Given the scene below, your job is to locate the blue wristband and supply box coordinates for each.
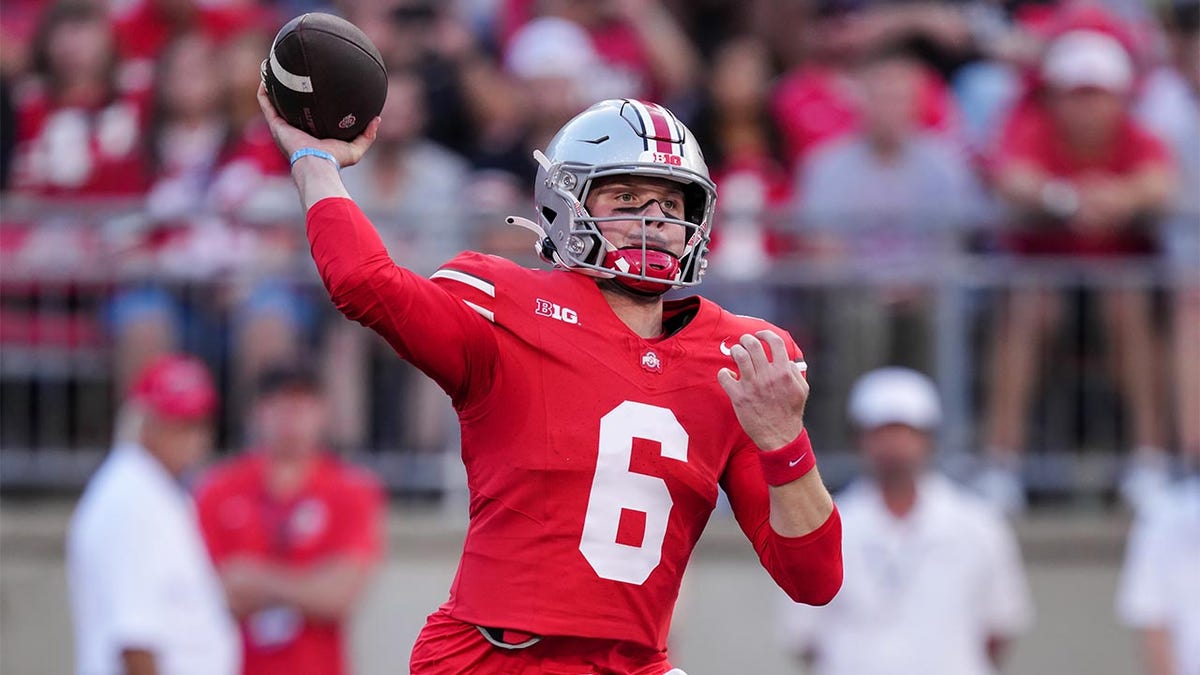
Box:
[289,147,340,170]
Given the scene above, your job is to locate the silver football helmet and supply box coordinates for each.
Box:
[507,99,717,295]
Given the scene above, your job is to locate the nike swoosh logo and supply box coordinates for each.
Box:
[789,453,810,467]
[720,341,732,356]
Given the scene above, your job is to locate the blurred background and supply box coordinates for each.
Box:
[0,0,1196,672]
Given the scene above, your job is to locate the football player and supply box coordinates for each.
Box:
[258,84,842,674]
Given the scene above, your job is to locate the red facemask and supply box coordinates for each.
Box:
[602,248,681,295]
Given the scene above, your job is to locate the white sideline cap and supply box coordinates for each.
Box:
[848,367,942,431]
[1042,30,1134,93]
[505,17,599,80]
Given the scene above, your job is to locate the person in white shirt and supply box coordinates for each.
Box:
[779,367,1033,675]
[67,354,238,675]
[1116,448,1200,675]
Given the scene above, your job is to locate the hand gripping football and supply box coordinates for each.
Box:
[261,12,388,141]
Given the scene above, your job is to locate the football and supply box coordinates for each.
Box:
[261,13,387,141]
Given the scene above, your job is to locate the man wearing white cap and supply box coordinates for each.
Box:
[780,367,1033,675]
[981,28,1177,513]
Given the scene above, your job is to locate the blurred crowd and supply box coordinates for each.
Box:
[0,0,1197,506]
[0,2,1196,674]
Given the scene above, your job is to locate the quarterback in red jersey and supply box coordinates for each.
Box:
[258,83,841,673]
[196,364,385,675]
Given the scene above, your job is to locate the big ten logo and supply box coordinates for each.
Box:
[652,153,682,166]
[535,299,579,325]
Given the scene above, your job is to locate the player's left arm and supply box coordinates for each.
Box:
[719,330,842,604]
[719,330,834,535]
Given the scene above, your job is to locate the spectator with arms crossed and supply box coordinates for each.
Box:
[196,363,385,675]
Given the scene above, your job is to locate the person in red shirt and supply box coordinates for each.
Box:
[196,363,385,675]
[979,29,1176,513]
[691,36,794,281]
[11,1,150,199]
[769,0,964,171]
[257,81,842,672]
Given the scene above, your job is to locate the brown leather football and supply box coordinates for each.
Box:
[261,13,387,141]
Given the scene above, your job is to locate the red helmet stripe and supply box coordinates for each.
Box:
[637,100,677,155]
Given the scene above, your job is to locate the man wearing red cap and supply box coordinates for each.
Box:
[67,354,238,675]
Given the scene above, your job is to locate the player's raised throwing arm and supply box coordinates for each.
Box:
[257,84,498,407]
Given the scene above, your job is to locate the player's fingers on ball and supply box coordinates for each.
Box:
[729,343,756,379]
[792,364,811,399]
[346,118,380,162]
[257,83,283,122]
[757,330,789,367]
[793,365,810,391]
[792,359,808,377]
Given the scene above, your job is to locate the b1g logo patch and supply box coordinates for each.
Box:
[638,150,683,166]
[338,113,357,129]
[535,298,579,325]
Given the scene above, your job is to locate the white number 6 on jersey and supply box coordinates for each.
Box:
[579,401,688,585]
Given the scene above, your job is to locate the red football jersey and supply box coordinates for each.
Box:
[195,452,385,675]
[308,197,841,650]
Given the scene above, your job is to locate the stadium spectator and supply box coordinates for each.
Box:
[692,35,791,281]
[67,354,239,675]
[1115,446,1200,675]
[503,16,613,164]
[1136,0,1200,468]
[110,0,275,89]
[11,1,150,199]
[979,28,1176,513]
[208,28,296,220]
[105,32,227,394]
[337,68,470,451]
[103,31,314,445]
[779,367,1033,675]
[212,28,314,416]
[144,32,229,223]
[196,363,385,675]
[769,0,964,171]
[367,0,476,158]
[458,12,611,184]
[499,0,701,105]
[340,69,471,268]
[793,44,982,371]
